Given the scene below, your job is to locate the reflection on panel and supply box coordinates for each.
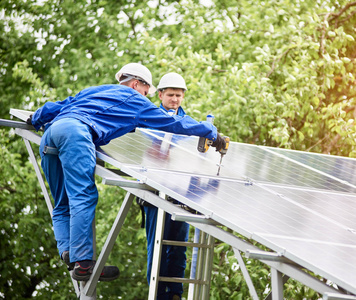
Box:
[102,129,356,192]
[264,147,356,188]
[263,185,356,230]
[100,128,356,294]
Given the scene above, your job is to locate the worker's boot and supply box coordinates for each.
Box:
[72,260,120,282]
[61,251,75,271]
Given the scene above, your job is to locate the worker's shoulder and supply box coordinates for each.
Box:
[82,84,151,107]
[99,84,147,99]
[81,84,140,97]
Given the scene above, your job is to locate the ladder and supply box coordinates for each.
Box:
[148,201,215,300]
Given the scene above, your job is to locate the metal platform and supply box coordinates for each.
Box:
[5,108,356,300]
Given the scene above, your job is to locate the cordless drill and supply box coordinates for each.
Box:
[197,115,215,153]
[197,115,230,175]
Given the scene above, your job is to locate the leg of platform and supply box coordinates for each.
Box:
[84,192,135,296]
[80,282,96,300]
[193,232,203,299]
[188,227,200,300]
[271,267,284,300]
[148,207,166,300]
[23,138,53,215]
[233,248,259,300]
[193,231,208,299]
[201,234,214,300]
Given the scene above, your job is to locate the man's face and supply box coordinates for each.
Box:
[159,88,185,112]
[134,80,150,96]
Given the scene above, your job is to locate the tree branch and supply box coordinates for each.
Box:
[266,47,293,78]
[328,1,356,23]
[319,13,330,55]
[0,186,16,193]
[305,134,329,152]
[322,133,341,154]
[338,9,356,25]
[123,10,137,37]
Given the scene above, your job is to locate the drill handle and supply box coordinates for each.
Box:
[197,136,213,153]
[219,136,230,155]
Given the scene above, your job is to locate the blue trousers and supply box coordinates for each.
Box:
[40,118,98,263]
[144,205,189,300]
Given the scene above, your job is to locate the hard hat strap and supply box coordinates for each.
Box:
[119,74,149,87]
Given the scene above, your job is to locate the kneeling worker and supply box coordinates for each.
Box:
[27,64,226,283]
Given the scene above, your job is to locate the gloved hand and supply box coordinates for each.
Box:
[26,114,33,125]
[212,134,226,152]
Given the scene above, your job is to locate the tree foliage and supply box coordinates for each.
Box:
[1,0,356,299]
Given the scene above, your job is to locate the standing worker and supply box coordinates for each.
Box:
[144,73,191,300]
[27,64,226,283]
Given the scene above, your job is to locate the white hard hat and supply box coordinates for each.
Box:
[115,63,156,94]
[157,72,187,91]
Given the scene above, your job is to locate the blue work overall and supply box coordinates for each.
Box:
[40,118,98,263]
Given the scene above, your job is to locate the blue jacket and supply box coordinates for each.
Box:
[32,84,217,146]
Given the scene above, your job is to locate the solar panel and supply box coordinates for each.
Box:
[101,128,356,294]
[103,128,356,193]
[265,146,356,187]
[8,109,356,295]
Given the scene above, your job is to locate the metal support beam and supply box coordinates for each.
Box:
[189,231,214,300]
[23,138,53,216]
[15,128,41,145]
[148,207,166,300]
[83,192,135,296]
[263,260,340,296]
[233,248,259,300]
[159,277,205,284]
[188,227,200,300]
[193,231,206,299]
[271,268,284,300]
[96,165,155,190]
[201,234,214,300]
[162,240,210,248]
[246,249,297,265]
[0,118,35,130]
[171,213,218,225]
[80,281,96,300]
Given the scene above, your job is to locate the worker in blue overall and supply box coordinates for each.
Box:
[144,73,191,300]
[27,63,226,283]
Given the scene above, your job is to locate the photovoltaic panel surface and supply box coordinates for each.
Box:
[101,128,356,294]
[103,128,356,192]
[8,110,356,294]
[265,146,356,188]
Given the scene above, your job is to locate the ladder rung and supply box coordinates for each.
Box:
[159,277,207,284]
[162,240,211,248]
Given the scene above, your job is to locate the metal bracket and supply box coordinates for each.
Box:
[171,213,218,225]
[95,165,155,190]
[245,249,296,265]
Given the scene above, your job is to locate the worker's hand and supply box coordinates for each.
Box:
[26,114,33,125]
[212,134,226,152]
